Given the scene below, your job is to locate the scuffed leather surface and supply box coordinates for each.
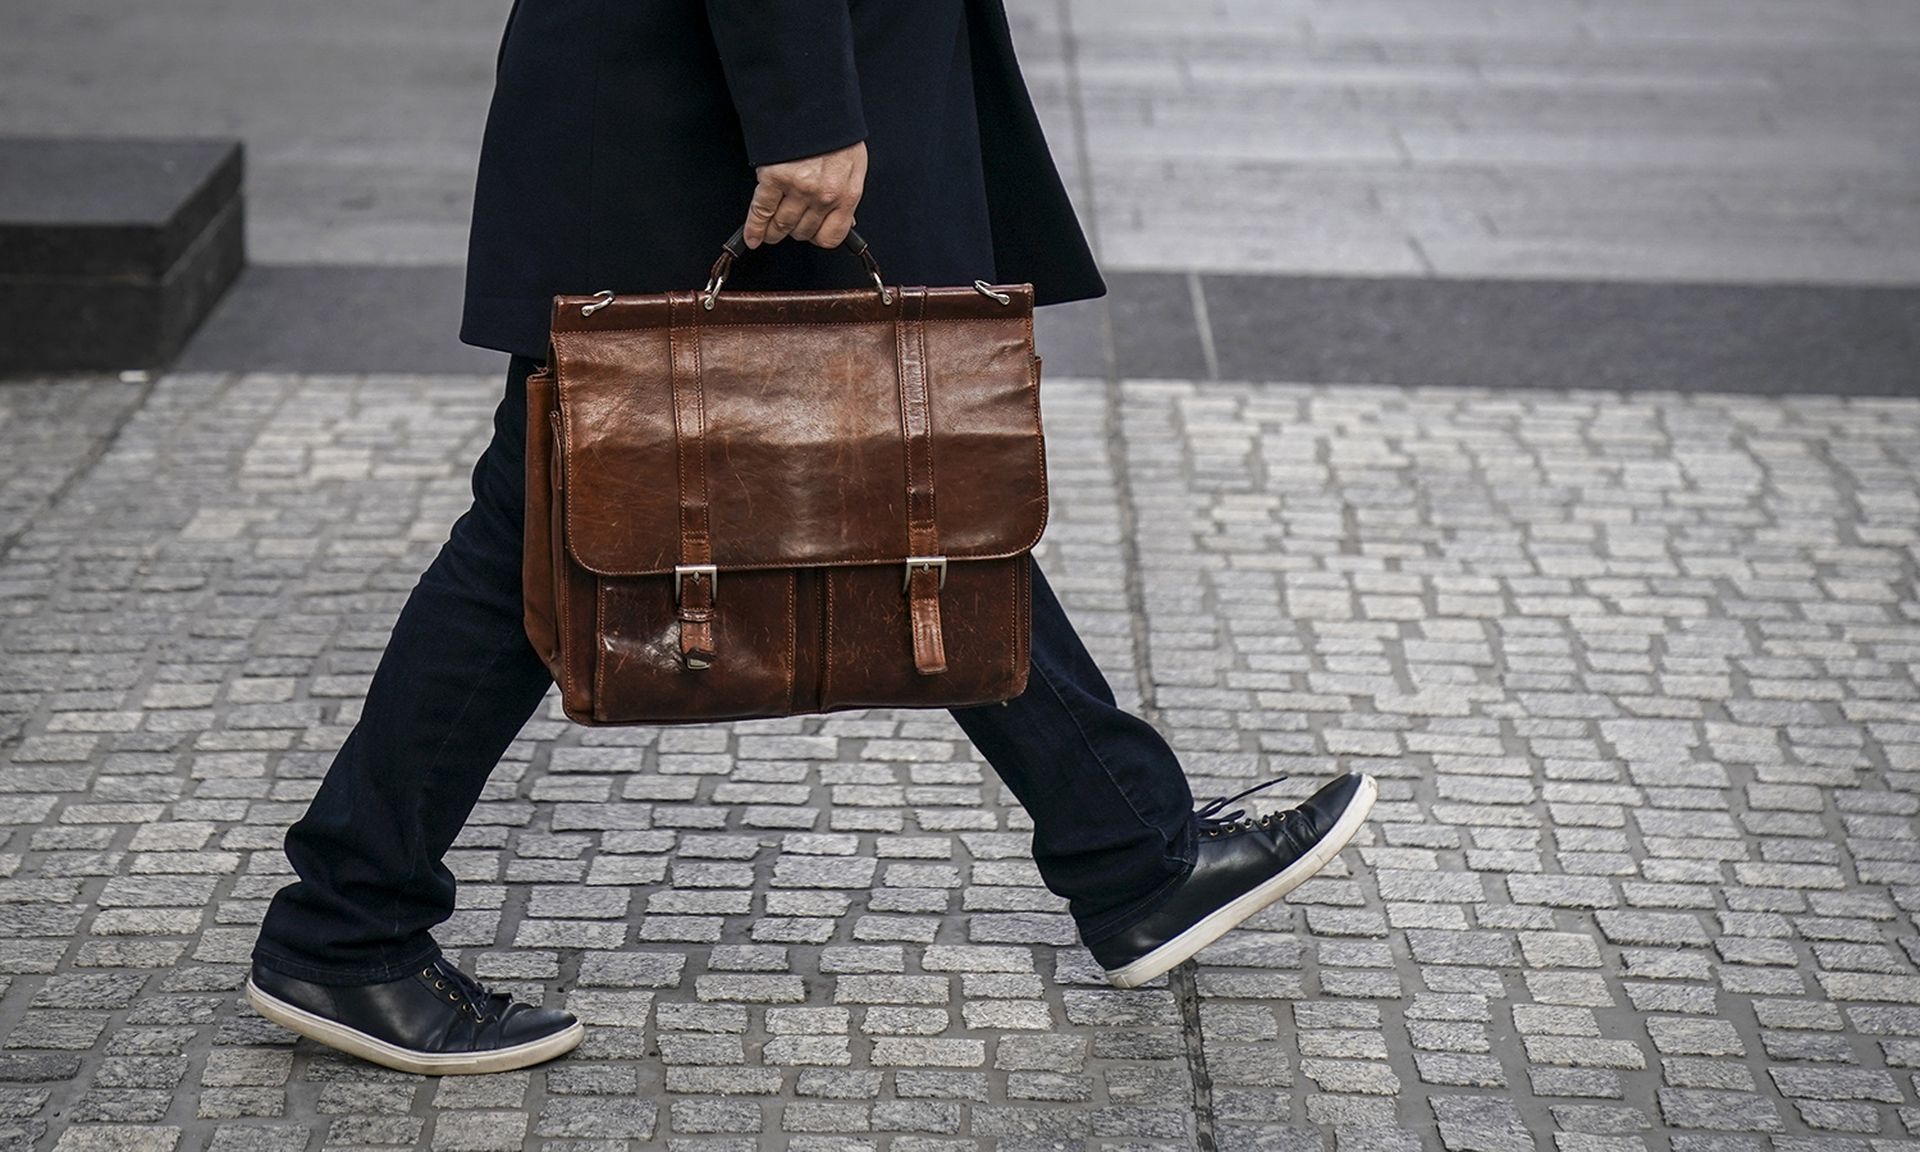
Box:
[594,571,796,723]
[524,281,1043,725]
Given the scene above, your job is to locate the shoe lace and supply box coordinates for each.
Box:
[1195,775,1290,837]
[423,957,510,1025]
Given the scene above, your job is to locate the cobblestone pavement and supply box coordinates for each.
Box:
[1,370,1917,1151]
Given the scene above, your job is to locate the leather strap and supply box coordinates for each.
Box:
[895,288,947,675]
[669,294,716,668]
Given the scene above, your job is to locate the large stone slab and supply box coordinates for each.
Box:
[1196,274,1920,397]
[0,136,244,372]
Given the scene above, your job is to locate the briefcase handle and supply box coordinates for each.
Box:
[702,225,892,310]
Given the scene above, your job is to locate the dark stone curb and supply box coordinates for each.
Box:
[162,265,1918,397]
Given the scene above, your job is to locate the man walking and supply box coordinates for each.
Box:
[243,0,1377,1074]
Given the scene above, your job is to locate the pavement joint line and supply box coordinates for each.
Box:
[1060,7,1216,1129]
[0,371,156,567]
[1170,958,1220,1152]
[1053,11,1217,1135]
[1186,272,1221,382]
[1092,307,1213,1137]
[1051,0,1103,264]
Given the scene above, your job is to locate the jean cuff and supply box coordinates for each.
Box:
[251,939,444,987]
[1075,814,1200,947]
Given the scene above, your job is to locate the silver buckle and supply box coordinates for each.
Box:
[674,564,717,603]
[903,556,947,592]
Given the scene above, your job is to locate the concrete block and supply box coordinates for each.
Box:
[0,136,245,372]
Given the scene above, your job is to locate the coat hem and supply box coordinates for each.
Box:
[462,294,556,363]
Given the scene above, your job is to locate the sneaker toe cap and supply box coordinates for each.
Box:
[499,1004,578,1045]
[1297,773,1368,837]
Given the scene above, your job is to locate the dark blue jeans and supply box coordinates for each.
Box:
[253,356,1196,985]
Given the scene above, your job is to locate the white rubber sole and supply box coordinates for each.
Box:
[244,978,584,1076]
[1103,773,1379,989]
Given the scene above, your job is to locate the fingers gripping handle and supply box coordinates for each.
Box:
[702,226,891,309]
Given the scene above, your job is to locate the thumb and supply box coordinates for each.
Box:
[743,185,781,249]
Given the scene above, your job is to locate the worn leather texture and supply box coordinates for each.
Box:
[524,279,1043,725]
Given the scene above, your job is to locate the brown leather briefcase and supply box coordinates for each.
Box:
[522,230,1045,725]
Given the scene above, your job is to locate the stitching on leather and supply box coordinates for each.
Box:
[916,296,937,541]
[1027,349,1049,545]
[691,318,711,560]
[1013,556,1029,683]
[679,309,702,560]
[789,573,804,715]
[592,578,611,721]
[1025,562,1034,685]
[554,409,582,721]
[821,572,835,705]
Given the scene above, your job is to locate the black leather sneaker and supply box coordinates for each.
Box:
[244,954,584,1075]
[1090,773,1377,988]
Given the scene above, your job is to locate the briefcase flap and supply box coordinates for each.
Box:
[548,285,1047,577]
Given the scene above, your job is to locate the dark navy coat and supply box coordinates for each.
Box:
[461,0,1105,361]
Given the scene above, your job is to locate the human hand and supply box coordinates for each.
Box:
[743,140,867,249]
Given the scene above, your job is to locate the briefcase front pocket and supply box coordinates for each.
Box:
[818,559,1030,712]
[591,571,797,723]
